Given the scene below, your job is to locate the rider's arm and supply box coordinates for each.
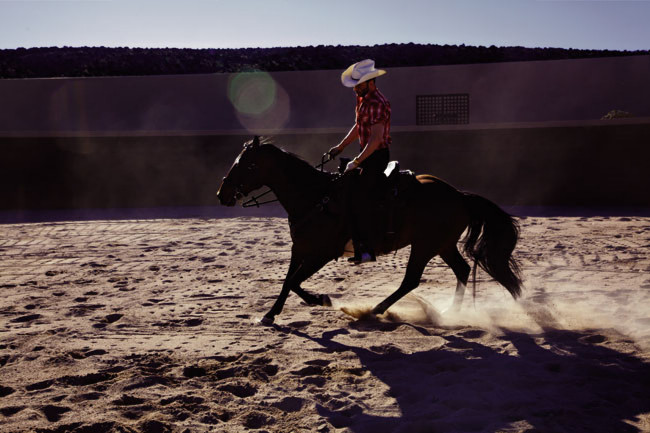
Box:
[354,122,384,164]
[335,124,359,152]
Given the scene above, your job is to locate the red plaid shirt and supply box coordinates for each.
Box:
[355,89,391,151]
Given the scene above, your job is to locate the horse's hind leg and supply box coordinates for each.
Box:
[371,245,433,315]
[440,246,471,313]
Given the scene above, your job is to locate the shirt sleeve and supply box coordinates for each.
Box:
[368,100,389,125]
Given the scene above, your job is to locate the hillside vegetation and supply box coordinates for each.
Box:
[0,43,647,79]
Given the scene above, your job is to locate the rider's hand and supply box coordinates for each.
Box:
[328,146,342,159]
[344,158,360,173]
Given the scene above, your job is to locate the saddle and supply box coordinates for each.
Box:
[337,157,418,200]
[383,161,419,202]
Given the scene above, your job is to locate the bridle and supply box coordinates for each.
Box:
[231,160,282,208]
[223,160,258,203]
[241,153,336,208]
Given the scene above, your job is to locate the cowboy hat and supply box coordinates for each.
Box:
[341,59,386,88]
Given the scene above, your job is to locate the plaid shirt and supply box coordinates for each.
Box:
[355,89,391,151]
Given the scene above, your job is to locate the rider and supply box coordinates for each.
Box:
[328,59,392,264]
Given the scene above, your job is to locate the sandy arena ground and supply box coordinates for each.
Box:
[0,215,649,432]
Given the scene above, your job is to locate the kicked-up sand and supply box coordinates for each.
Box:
[0,215,649,432]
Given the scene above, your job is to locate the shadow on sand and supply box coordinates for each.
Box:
[287,322,650,433]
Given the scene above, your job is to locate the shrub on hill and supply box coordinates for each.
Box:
[0,44,646,79]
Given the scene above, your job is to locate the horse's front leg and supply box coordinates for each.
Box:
[293,285,333,308]
[261,254,331,325]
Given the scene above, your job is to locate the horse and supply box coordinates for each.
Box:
[217,136,522,324]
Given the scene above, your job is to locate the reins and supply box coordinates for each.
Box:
[242,153,335,208]
[242,189,279,208]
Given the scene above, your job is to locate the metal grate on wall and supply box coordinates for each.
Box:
[416,94,470,125]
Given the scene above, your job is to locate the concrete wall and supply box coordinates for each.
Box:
[1,55,648,134]
[386,55,650,125]
[2,121,648,211]
[1,56,648,212]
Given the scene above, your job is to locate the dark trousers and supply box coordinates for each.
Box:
[347,148,390,255]
[359,148,390,178]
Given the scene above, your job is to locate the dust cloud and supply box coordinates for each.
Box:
[338,272,649,350]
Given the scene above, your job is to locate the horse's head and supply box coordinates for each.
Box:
[217,136,269,206]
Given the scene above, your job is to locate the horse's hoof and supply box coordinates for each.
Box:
[321,294,332,307]
[258,316,275,326]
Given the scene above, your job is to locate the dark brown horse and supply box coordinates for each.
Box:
[217,137,522,324]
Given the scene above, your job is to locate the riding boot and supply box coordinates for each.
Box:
[348,240,376,264]
[358,175,387,259]
[347,205,378,264]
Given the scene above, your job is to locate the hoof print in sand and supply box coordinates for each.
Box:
[199,409,232,424]
[182,365,207,378]
[302,376,327,387]
[292,365,325,376]
[138,420,172,433]
[68,349,107,359]
[10,314,42,323]
[160,395,205,406]
[199,413,221,425]
[0,406,24,417]
[271,396,305,413]
[41,405,71,422]
[123,375,169,391]
[70,392,103,402]
[0,385,16,397]
[218,382,258,398]
[184,318,203,327]
[26,379,55,391]
[100,313,124,326]
[241,411,275,429]
[316,404,362,429]
[67,304,106,317]
[50,394,67,403]
[59,372,114,387]
[113,394,146,406]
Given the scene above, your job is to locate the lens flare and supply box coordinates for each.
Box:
[227,71,290,133]
[228,71,277,115]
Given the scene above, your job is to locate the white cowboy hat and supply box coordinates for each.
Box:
[341,59,386,88]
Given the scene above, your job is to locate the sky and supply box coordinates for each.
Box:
[0,0,649,51]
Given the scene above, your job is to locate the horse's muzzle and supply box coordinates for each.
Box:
[218,195,236,207]
[216,184,237,207]
[217,191,237,207]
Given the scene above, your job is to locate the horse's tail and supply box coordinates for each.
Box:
[462,193,523,299]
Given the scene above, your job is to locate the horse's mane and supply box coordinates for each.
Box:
[259,140,335,182]
[245,136,275,147]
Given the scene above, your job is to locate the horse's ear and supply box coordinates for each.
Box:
[252,136,260,147]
